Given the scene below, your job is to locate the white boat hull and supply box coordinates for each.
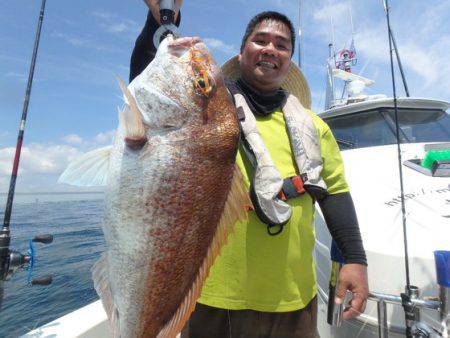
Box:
[315,143,450,337]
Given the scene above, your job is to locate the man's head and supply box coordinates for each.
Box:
[239,11,295,95]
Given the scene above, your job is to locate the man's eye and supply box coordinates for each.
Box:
[254,40,266,45]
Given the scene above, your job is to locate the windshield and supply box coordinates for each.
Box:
[325,108,450,150]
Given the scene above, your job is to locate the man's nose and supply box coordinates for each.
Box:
[261,42,277,56]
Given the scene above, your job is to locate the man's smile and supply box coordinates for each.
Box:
[256,60,278,69]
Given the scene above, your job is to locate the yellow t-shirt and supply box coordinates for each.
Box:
[198,108,349,312]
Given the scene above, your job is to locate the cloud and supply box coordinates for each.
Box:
[61,130,116,149]
[0,144,82,176]
[50,31,110,51]
[62,134,84,145]
[0,130,116,192]
[313,1,348,24]
[103,20,140,35]
[91,10,140,36]
[204,38,237,55]
[91,10,117,20]
[94,130,115,145]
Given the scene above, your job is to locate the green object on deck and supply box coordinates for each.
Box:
[421,149,450,169]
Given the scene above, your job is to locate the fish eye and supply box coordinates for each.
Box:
[194,75,215,98]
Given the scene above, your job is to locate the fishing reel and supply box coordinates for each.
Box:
[0,231,53,309]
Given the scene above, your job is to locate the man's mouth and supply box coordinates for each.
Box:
[256,61,277,69]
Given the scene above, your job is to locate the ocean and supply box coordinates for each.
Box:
[0,193,106,338]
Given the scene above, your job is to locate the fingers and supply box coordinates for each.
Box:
[335,263,369,320]
[334,280,347,306]
[169,36,202,47]
[342,293,367,319]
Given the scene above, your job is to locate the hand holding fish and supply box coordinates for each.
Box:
[335,263,369,319]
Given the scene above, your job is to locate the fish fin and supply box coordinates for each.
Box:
[116,76,146,140]
[92,253,119,338]
[58,146,112,186]
[157,165,249,338]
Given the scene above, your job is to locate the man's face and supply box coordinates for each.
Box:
[239,19,292,95]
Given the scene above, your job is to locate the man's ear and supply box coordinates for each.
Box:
[238,54,242,62]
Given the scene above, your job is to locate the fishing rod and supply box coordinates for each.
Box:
[382,2,450,337]
[383,0,414,336]
[0,0,53,309]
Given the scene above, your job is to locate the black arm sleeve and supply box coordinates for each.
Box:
[317,192,367,266]
[129,10,181,83]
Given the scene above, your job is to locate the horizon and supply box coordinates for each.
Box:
[1,0,449,194]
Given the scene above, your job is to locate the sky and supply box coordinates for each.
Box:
[0,0,449,194]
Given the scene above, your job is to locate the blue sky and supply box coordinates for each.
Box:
[0,0,449,193]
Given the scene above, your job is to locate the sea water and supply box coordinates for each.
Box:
[0,194,105,338]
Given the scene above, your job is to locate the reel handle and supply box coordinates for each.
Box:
[31,275,52,286]
[32,234,53,244]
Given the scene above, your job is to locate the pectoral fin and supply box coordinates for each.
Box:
[58,146,112,186]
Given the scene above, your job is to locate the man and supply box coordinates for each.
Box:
[130,2,369,337]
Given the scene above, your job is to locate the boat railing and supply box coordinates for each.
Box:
[327,245,450,338]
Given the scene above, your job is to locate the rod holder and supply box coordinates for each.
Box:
[327,241,345,327]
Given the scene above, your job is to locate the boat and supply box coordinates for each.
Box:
[315,98,450,337]
[314,25,450,337]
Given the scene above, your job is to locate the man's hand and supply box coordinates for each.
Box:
[335,263,369,320]
[143,0,183,25]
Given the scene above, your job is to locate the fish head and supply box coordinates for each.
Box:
[128,36,227,137]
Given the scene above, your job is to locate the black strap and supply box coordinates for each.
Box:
[267,224,285,236]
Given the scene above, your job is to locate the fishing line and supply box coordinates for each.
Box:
[383,0,411,290]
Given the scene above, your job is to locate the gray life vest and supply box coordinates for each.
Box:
[234,92,327,232]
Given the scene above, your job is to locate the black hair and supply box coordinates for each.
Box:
[240,11,295,56]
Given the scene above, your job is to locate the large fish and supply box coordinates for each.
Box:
[59,36,248,337]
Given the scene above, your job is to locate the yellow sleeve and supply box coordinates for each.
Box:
[309,112,349,194]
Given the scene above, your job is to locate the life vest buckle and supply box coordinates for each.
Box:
[278,175,306,201]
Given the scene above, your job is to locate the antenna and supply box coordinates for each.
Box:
[297,0,303,68]
[381,0,410,97]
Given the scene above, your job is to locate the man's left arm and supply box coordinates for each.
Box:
[317,122,369,320]
[317,192,369,319]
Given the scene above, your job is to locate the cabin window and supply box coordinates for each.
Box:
[325,108,450,150]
